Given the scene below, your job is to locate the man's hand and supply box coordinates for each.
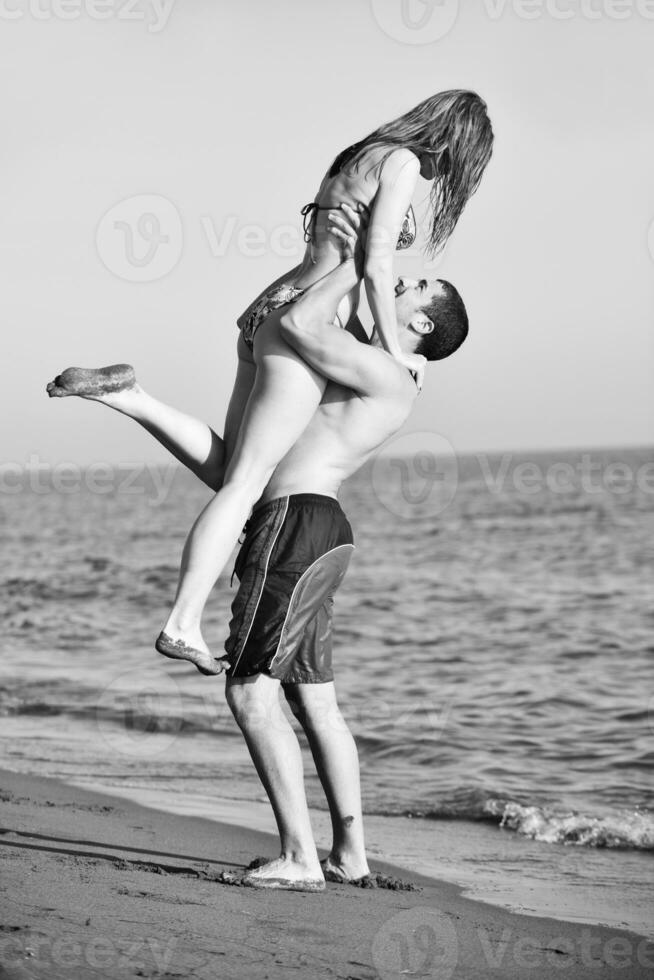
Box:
[396,351,426,392]
[327,203,369,275]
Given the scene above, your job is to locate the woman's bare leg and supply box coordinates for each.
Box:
[285,682,370,880]
[109,387,226,489]
[162,311,326,653]
[47,370,223,489]
[46,345,257,492]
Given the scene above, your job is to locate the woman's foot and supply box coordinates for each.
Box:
[242,855,325,893]
[155,629,228,677]
[321,851,370,883]
[46,364,137,402]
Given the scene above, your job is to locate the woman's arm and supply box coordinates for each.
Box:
[363,148,420,358]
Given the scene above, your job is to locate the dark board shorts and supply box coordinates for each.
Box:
[224,494,354,685]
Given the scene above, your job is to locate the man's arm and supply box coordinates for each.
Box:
[279,204,394,394]
[279,259,391,396]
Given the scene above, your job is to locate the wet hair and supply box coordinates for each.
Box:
[329,90,493,255]
[416,280,468,361]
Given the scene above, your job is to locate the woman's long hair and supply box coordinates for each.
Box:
[330,90,493,254]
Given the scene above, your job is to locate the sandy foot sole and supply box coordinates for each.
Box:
[46,364,136,398]
[155,632,228,677]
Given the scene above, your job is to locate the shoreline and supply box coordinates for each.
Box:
[1,766,652,980]
[60,772,654,937]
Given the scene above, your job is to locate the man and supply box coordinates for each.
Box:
[46,208,468,892]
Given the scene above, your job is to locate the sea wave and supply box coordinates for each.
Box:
[492,800,654,849]
[390,791,654,851]
[0,693,236,740]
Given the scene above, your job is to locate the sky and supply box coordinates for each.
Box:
[1,0,653,468]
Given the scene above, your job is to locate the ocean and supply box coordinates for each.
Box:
[1,445,653,934]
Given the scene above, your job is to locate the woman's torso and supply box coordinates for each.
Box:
[291,146,416,325]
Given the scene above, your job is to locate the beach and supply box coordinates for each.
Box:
[2,448,654,967]
[3,1,653,974]
[1,767,653,980]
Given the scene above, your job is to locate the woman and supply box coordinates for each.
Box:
[155,89,494,670]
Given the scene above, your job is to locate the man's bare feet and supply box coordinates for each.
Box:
[155,630,229,677]
[46,364,137,401]
[242,855,325,893]
[321,852,370,883]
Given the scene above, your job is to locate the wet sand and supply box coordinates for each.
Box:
[0,767,652,980]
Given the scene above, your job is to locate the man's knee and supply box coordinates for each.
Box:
[225,678,254,727]
[225,674,279,729]
[284,683,340,732]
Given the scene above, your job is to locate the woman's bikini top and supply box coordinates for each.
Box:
[301,200,416,251]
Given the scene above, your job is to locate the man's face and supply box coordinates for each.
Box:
[394,277,443,330]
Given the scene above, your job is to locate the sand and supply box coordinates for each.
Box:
[0,767,652,980]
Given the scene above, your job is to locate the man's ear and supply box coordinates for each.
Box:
[410,314,434,337]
